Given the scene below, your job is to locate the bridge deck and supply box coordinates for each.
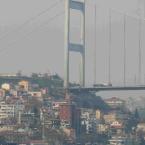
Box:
[69,86,145,92]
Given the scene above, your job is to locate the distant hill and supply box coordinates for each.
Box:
[0,74,63,88]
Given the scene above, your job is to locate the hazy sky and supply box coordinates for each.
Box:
[0,0,144,86]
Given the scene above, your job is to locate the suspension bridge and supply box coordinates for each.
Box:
[63,0,145,92]
[0,0,145,92]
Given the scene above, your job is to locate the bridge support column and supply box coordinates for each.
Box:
[64,0,85,88]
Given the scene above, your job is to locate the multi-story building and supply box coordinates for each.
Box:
[110,121,123,128]
[136,123,145,132]
[104,113,116,124]
[59,102,81,134]
[96,109,103,120]
[1,83,11,91]
[108,136,127,145]
[59,102,75,124]
[0,101,15,119]
[97,124,108,134]
[18,80,29,92]
[0,89,5,99]
[80,108,97,134]
[28,91,43,101]
[104,97,125,109]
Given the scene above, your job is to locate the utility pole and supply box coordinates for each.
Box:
[42,112,45,140]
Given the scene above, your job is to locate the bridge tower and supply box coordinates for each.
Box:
[64,0,85,88]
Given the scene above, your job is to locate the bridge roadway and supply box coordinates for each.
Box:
[69,86,145,92]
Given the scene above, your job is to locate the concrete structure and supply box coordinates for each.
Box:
[104,113,116,124]
[80,108,97,133]
[109,136,126,145]
[64,0,85,88]
[137,123,145,132]
[0,101,15,119]
[110,121,123,129]
[97,124,108,134]
[28,91,42,99]
[96,109,102,120]
[0,89,5,98]
[29,140,48,145]
[59,102,80,133]
[62,1,145,92]
[18,80,29,91]
[59,102,75,125]
[0,73,17,77]
[1,83,11,91]
[69,86,145,92]
[0,125,14,132]
[104,97,125,109]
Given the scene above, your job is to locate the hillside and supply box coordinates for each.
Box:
[0,75,109,111]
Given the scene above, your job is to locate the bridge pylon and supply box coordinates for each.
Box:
[64,0,85,88]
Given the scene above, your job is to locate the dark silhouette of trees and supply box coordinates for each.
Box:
[45,129,67,145]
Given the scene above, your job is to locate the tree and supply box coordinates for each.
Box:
[139,136,145,145]
[45,129,67,145]
[31,73,38,78]
[134,108,140,121]
[0,136,6,144]
[125,110,139,133]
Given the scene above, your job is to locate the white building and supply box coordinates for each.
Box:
[109,136,126,145]
[0,101,15,119]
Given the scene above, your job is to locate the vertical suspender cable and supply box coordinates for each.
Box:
[134,75,137,85]
[138,18,142,85]
[108,9,111,85]
[123,14,126,86]
[94,4,97,85]
[144,0,145,18]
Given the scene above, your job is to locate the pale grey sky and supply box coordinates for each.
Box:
[0,0,144,86]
